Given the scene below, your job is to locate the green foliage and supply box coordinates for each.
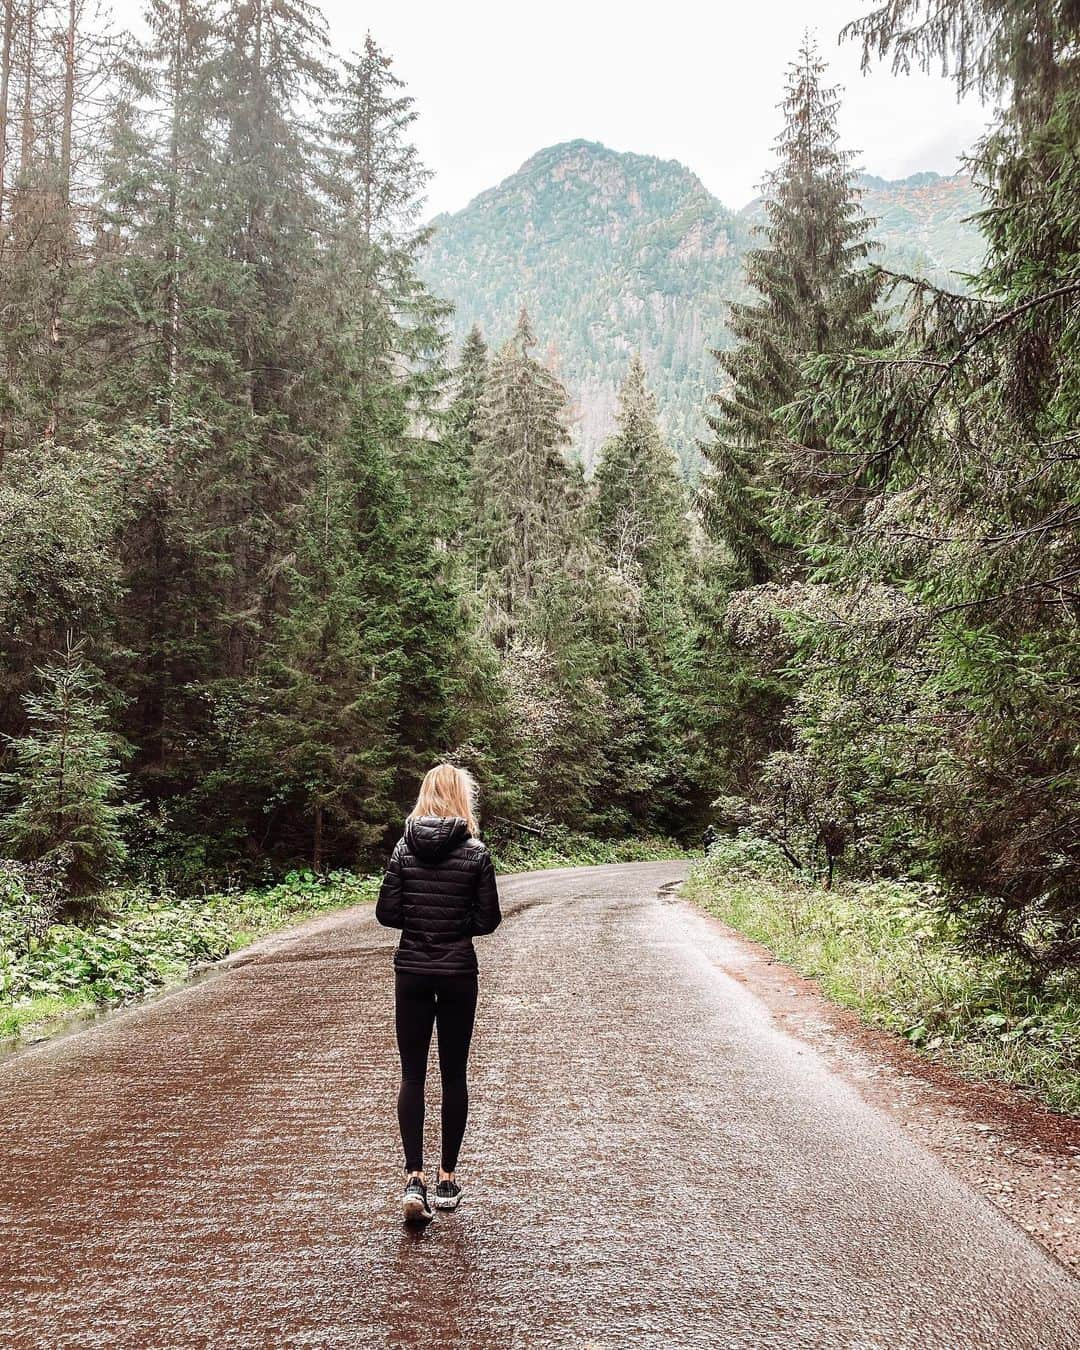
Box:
[0,644,131,892]
[594,354,689,594]
[754,4,1080,970]
[0,858,69,963]
[696,9,1080,988]
[699,37,886,583]
[0,439,124,726]
[0,870,378,1023]
[472,309,582,630]
[244,429,465,866]
[422,140,745,479]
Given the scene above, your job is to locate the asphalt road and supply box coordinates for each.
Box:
[1,862,1077,1349]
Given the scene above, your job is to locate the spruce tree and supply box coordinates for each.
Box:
[451,325,489,454]
[69,1,340,825]
[699,37,883,582]
[0,641,130,892]
[331,32,452,529]
[79,0,222,425]
[473,309,581,631]
[247,429,462,867]
[222,33,477,865]
[447,324,489,542]
[594,355,688,600]
[198,0,342,679]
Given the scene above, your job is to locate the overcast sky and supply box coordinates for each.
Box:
[113,0,993,216]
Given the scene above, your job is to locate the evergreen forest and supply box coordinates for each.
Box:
[1,0,1077,1000]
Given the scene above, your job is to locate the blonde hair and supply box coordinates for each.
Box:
[409,763,480,836]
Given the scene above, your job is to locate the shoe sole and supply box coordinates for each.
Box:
[403,1195,433,1223]
[433,1194,461,1211]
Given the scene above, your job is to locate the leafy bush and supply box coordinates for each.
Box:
[0,858,68,956]
[699,828,796,884]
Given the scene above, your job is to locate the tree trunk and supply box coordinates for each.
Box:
[0,0,15,230]
[18,0,32,177]
[0,0,14,470]
[42,0,77,440]
[164,0,187,419]
[312,803,323,872]
[59,0,75,204]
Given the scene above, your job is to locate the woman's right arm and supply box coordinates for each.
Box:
[375,841,405,929]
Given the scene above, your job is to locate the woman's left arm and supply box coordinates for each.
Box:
[375,841,405,929]
[470,852,502,936]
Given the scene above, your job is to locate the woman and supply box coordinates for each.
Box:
[376,763,502,1223]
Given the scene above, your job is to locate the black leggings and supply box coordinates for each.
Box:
[394,970,478,1174]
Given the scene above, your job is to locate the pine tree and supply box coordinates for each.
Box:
[699,37,884,582]
[0,640,130,892]
[594,355,688,600]
[473,309,581,632]
[330,32,451,529]
[247,429,462,868]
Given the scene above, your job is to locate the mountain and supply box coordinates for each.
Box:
[738,170,986,283]
[421,141,986,476]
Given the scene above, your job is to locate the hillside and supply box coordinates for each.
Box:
[421,142,986,475]
[738,170,986,285]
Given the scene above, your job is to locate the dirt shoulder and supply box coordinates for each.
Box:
[682,895,1080,1275]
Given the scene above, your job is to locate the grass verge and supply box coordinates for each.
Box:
[684,833,1080,1116]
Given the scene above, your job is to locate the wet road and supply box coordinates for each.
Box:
[1,862,1077,1348]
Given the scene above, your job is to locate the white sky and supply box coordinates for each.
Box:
[110,0,992,216]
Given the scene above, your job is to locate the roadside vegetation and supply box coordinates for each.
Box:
[489,829,691,873]
[686,836,1080,1117]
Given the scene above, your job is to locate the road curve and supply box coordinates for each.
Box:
[0,862,1077,1349]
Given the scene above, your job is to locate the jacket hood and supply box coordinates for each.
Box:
[404,815,471,861]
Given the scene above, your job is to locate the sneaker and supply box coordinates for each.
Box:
[403,1176,433,1224]
[434,1177,462,1211]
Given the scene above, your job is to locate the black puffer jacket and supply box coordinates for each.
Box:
[375,816,502,975]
